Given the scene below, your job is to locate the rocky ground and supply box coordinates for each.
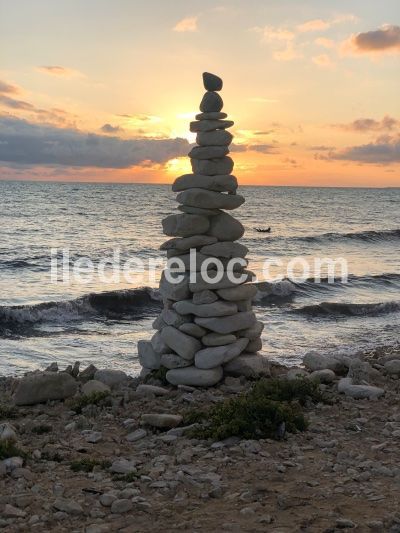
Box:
[1,347,400,533]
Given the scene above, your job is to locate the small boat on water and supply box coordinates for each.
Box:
[255,227,271,233]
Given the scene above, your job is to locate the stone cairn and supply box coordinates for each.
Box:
[138,72,268,387]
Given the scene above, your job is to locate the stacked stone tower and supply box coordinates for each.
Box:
[138,72,267,387]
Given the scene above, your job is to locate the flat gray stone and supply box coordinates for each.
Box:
[189,145,228,159]
[138,341,161,370]
[196,111,227,120]
[202,72,223,91]
[159,270,190,301]
[190,120,234,132]
[172,173,237,193]
[94,369,128,387]
[192,289,218,304]
[338,378,385,399]
[162,213,210,237]
[247,336,262,352]
[151,331,170,354]
[208,212,245,241]
[161,308,191,327]
[200,91,223,112]
[161,353,193,369]
[191,156,234,176]
[169,251,218,271]
[111,499,133,514]
[161,326,201,360]
[201,241,248,258]
[141,413,183,428]
[53,498,83,516]
[166,366,223,387]
[13,372,78,406]
[189,270,254,292]
[177,188,244,210]
[224,354,270,378]
[385,359,400,375]
[303,351,348,373]
[136,384,169,396]
[195,311,256,334]
[82,380,110,396]
[161,234,217,251]
[202,332,237,346]
[239,320,264,340]
[173,299,238,317]
[178,322,206,338]
[195,338,249,369]
[126,428,147,442]
[218,284,257,301]
[309,369,336,383]
[197,130,233,146]
[178,205,221,216]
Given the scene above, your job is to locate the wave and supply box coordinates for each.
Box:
[253,228,400,245]
[296,300,400,318]
[0,287,162,337]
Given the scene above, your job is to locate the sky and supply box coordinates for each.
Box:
[0,0,399,187]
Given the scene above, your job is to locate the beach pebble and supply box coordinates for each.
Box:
[189,271,253,293]
[287,368,309,380]
[136,384,169,396]
[110,459,136,475]
[3,504,26,518]
[303,351,347,373]
[177,188,244,211]
[13,371,78,406]
[195,338,249,369]
[178,205,221,217]
[195,311,256,335]
[238,320,264,340]
[173,299,237,318]
[246,336,262,352]
[141,413,183,429]
[111,499,133,514]
[217,284,257,301]
[202,332,237,346]
[385,359,400,375]
[82,380,110,395]
[201,241,248,259]
[202,72,223,91]
[309,369,336,383]
[192,289,218,305]
[207,211,245,241]
[94,369,128,388]
[197,129,233,146]
[166,365,223,387]
[190,119,234,133]
[196,111,227,120]
[159,271,190,301]
[178,323,207,338]
[161,326,201,360]
[150,331,170,354]
[162,213,210,237]
[0,422,17,443]
[126,428,147,442]
[161,234,218,250]
[53,498,83,516]
[200,91,223,112]
[224,354,270,378]
[338,377,385,400]
[160,353,192,369]
[189,145,228,159]
[191,156,234,176]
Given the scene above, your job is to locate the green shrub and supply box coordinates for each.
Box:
[144,366,168,385]
[0,441,26,460]
[68,391,111,414]
[0,404,17,419]
[70,457,111,473]
[186,378,320,441]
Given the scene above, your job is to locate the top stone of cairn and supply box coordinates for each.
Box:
[202,72,223,92]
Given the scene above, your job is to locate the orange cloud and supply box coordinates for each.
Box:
[312,54,335,68]
[173,16,198,32]
[36,65,84,78]
[343,25,400,55]
[297,19,330,33]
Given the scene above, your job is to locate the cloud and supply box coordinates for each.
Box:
[0,115,189,168]
[327,136,400,164]
[334,115,400,132]
[310,145,335,151]
[345,25,400,55]
[297,19,330,33]
[247,97,279,103]
[231,143,276,154]
[315,37,335,48]
[312,54,335,68]
[173,16,198,32]
[36,65,84,78]
[100,123,123,134]
[0,80,20,95]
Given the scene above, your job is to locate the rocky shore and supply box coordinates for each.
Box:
[1,346,400,532]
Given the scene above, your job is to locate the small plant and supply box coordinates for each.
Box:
[185,378,321,441]
[68,391,111,414]
[0,404,17,419]
[32,424,52,435]
[144,366,168,385]
[0,441,26,460]
[70,457,111,473]
[112,472,139,482]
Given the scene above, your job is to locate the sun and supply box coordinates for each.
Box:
[164,157,192,177]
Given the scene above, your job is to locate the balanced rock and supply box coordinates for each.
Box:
[13,371,77,406]
[178,205,222,217]
[338,377,385,400]
[201,241,248,258]
[159,270,190,301]
[189,270,253,292]
[195,311,256,334]
[189,145,229,159]
[197,130,233,146]
[161,353,193,369]
[202,72,223,91]
[192,289,218,304]
[176,188,244,210]
[207,211,245,241]
[161,326,201,360]
[196,111,227,120]
[218,283,257,301]
[178,322,206,337]
[190,119,234,132]
[224,354,270,378]
[161,234,217,251]
[166,366,223,386]
[239,320,264,340]
[202,332,237,346]
[138,341,161,370]
[162,213,210,237]
[173,299,238,317]
[200,91,223,112]
[172,174,237,193]
[191,156,234,176]
[195,338,249,369]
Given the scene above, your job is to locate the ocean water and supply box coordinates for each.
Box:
[0,180,399,375]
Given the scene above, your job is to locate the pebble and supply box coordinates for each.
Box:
[82,380,110,395]
[141,413,183,429]
[111,498,133,514]
[202,72,223,91]
[53,498,84,515]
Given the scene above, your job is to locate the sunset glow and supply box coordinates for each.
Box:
[0,0,399,186]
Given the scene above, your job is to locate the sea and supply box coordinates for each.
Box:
[0,180,399,376]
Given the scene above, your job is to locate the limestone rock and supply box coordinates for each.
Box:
[191,156,234,176]
[161,234,217,251]
[195,311,256,334]
[136,384,169,396]
[239,320,264,340]
[190,120,234,132]
[173,299,237,317]
[189,145,229,160]
[197,129,233,146]
[177,188,244,210]
[192,289,218,304]
[201,241,248,258]
[202,72,223,91]
[385,359,400,375]
[200,91,223,112]
[178,205,221,217]
[202,332,237,346]
[189,271,253,292]
[247,336,262,352]
[161,353,193,369]
[218,283,257,301]
[160,326,201,360]
[195,338,249,369]
[196,111,227,120]
[178,322,206,338]
[82,380,111,396]
[151,331,170,354]
[159,271,190,301]
[141,413,183,429]
[207,212,245,241]
[13,371,78,406]
[94,369,128,388]
[166,366,223,386]
[224,354,270,378]
[172,173,237,193]
[162,213,210,237]
[338,377,385,400]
